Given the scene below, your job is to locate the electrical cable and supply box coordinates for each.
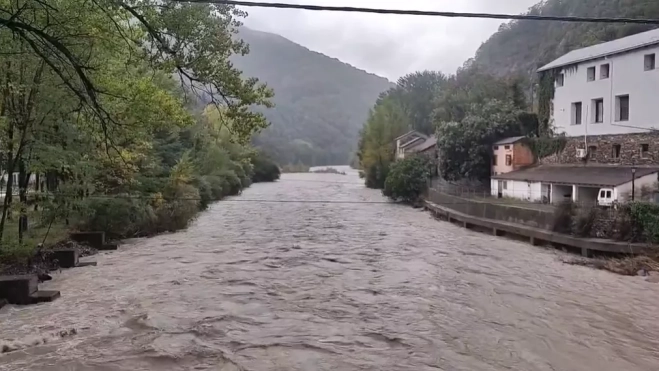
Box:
[176,0,659,25]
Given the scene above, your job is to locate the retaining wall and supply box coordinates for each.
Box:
[426,189,554,230]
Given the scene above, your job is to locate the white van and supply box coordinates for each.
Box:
[597,188,616,207]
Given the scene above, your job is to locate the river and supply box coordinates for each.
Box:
[1,167,659,370]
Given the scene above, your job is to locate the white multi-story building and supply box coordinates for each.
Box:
[539,28,659,137]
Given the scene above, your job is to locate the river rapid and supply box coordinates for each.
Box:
[1,167,659,370]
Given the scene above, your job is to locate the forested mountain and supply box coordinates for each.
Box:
[233,27,394,166]
[473,0,659,77]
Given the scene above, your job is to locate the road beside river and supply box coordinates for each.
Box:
[2,168,659,370]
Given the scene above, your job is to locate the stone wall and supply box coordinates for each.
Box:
[541,132,659,166]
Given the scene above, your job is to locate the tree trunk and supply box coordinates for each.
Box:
[0,123,15,243]
[34,173,40,211]
[18,162,30,243]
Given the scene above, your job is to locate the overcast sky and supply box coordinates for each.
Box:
[241,0,539,81]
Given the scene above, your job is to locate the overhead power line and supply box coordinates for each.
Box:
[22,191,565,206]
[177,0,659,25]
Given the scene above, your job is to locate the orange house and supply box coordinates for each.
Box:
[491,136,534,176]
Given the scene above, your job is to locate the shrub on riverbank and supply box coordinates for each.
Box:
[383,157,431,203]
[251,152,281,182]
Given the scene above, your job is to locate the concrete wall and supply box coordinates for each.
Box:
[428,189,555,230]
[551,44,659,137]
[491,179,544,202]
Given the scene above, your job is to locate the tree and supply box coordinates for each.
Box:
[0,0,273,142]
[383,156,431,203]
[357,94,409,189]
[250,151,281,183]
[394,71,447,135]
[436,100,527,182]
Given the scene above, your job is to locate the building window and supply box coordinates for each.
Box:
[503,181,508,190]
[645,54,656,71]
[641,143,650,158]
[556,73,564,87]
[493,155,497,166]
[593,98,604,123]
[600,63,610,79]
[505,155,512,166]
[612,144,621,159]
[504,145,510,150]
[571,102,582,125]
[588,145,597,158]
[493,145,499,150]
[615,95,629,121]
[587,66,596,81]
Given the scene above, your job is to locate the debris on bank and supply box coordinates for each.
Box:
[562,255,659,280]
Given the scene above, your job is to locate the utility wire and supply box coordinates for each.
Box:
[20,191,570,207]
[177,0,659,25]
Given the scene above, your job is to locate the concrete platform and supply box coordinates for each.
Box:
[29,290,61,304]
[99,243,118,251]
[0,275,38,305]
[425,201,654,257]
[52,249,80,268]
[70,232,105,248]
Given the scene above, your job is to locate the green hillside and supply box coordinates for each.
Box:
[473,0,659,77]
[233,27,394,166]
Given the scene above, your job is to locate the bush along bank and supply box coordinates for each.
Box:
[382,156,432,205]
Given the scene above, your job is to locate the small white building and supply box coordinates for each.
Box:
[394,131,427,160]
[491,165,659,206]
[539,28,659,137]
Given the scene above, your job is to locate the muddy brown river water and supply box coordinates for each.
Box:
[2,168,659,370]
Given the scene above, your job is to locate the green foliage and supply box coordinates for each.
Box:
[383,157,431,203]
[629,202,659,244]
[552,201,576,234]
[572,207,600,238]
[78,197,157,238]
[365,163,390,190]
[250,152,281,182]
[528,136,567,160]
[436,100,529,182]
[473,0,659,78]
[392,71,447,135]
[537,70,558,134]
